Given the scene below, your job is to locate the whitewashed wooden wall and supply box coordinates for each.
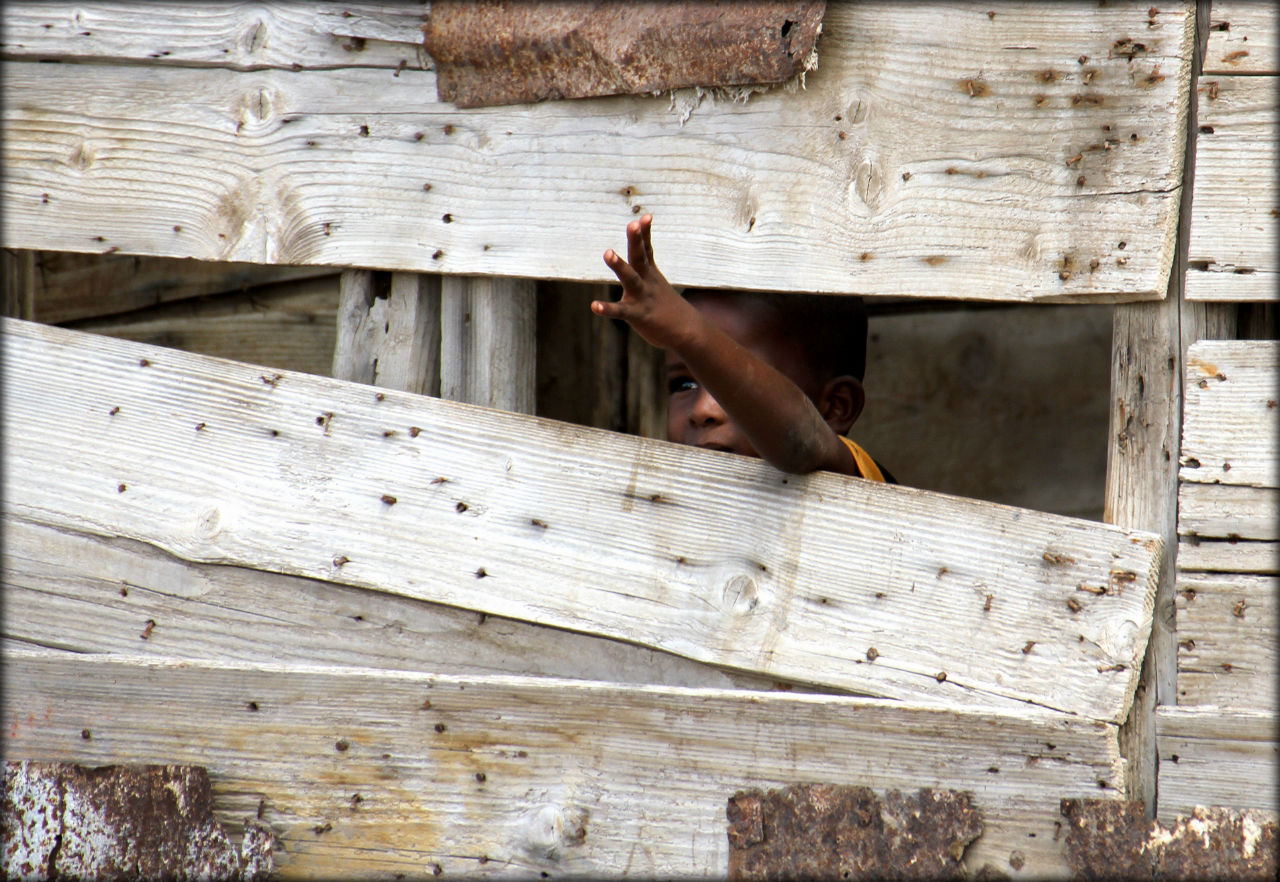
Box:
[2,1,1194,301]
[3,2,1277,879]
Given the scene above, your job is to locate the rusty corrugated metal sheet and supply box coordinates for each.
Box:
[2,761,273,881]
[727,784,982,880]
[1061,799,1278,880]
[422,0,825,108]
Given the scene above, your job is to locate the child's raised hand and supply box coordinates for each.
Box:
[594,214,697,349]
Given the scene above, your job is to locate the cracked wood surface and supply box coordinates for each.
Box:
[2,2,1191,300]
[2,651,1125,878]
[3,318,1161,720]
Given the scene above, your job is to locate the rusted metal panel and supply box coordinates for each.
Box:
[727,783,982,880]
[422,0,825,108]
[1061,799,1278,880]
[1,761,273,881]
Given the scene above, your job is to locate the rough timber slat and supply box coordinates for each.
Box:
[1185,75,1279,301]
[2,2,1193,301]
[1178,340,1279,488]
[1205,0,1278,75]
[0,2,426,71]
[3,651,1126,879]
[1155,706,1279,822]
[3,318,1162,721]
[1178,482,1279,541]
[1173,573,1277,709]
[1,516,774,690]
[22,250,329,325]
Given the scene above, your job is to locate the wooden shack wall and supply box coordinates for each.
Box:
[3,1,1277,879]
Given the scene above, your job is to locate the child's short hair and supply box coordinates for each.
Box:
[683,289,868,382]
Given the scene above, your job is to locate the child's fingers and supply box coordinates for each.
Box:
[590,298,631,320]
[603,249,642,289]
[626,219,649,273]
[639,214,655,265]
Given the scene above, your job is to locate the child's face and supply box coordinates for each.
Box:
[665,294,820,456]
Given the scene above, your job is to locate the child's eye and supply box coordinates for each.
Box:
[667,376,698,395]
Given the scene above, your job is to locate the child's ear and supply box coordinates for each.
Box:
[818,375,865,435]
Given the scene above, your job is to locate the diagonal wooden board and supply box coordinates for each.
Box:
[1,2,1193,301]
[3,651,1126,878]
[2,318,1161,720]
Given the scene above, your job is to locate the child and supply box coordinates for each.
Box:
[594,214,889,481]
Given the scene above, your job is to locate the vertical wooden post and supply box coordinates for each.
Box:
[1,249,36,320]
[333,269,441,396]
[1106,0,1236,815]
[440,275,536,414]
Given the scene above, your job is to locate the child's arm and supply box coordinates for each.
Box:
[593,215,861,476]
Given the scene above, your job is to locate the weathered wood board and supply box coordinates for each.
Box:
[1,1,427,71]
[1185,75,1279,301]
[1179,340,1279,489]
[1,515,777,691]
[64,274,340,377]
[1155,706,1279,822]
[1205,0,1278,75]
[2,2,1193,300]
[17,250,330,325]
[3,318,1162,721]
[1174,573,1277,708]
[2,651,1127,878]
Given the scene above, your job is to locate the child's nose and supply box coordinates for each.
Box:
[689,387,727,427]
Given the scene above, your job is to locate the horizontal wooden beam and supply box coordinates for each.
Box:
[3,318,1162,721]
[1,1,426,71]
[1155,706,1278,822]
[1,3,1193,301]
[1185,75,1278,301]
[1179,340,1279,488]
[3,651,1126,878]
[1173,573,1277,709]
[1204,0,1278,75]
[2,515,777,690]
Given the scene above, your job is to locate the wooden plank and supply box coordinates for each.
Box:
[1156,706,1279,822]
[440,276,535,413]
[2,318,1163,722]
[2,651,1127,878]
[65,274,339,377]
[1,248,35,320]
[1179,482,1279,541]
[28,250,330,325]
[1,515,775,690]
[2,2,1194,301]
[1185,75,1279,301]
[332,269,444,396]
[1,2,426,71]
[1205,0,1278,75]
[1173,573,1277,708]
[1180,340,1279,488]
[1176,538,1278,573]
[535,281,627,433]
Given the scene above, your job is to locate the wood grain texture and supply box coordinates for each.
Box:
[1,515,776,690]
[332,269,443,395]
[2,318,1162,721]
[1156,706,1279,821]
[2,651,1127,879]
[20,250,328,325]
[440,276,536,413]
[1176,538,1278,574]
[2,2,1194,301]
[1179,340,1279,488]
[67,274,339,377]
[1205,0,1278,75]
[1179,482,1279,541]
[1174,573,1277,709]
[1,1,427,71]
[1185,75,1279,301]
